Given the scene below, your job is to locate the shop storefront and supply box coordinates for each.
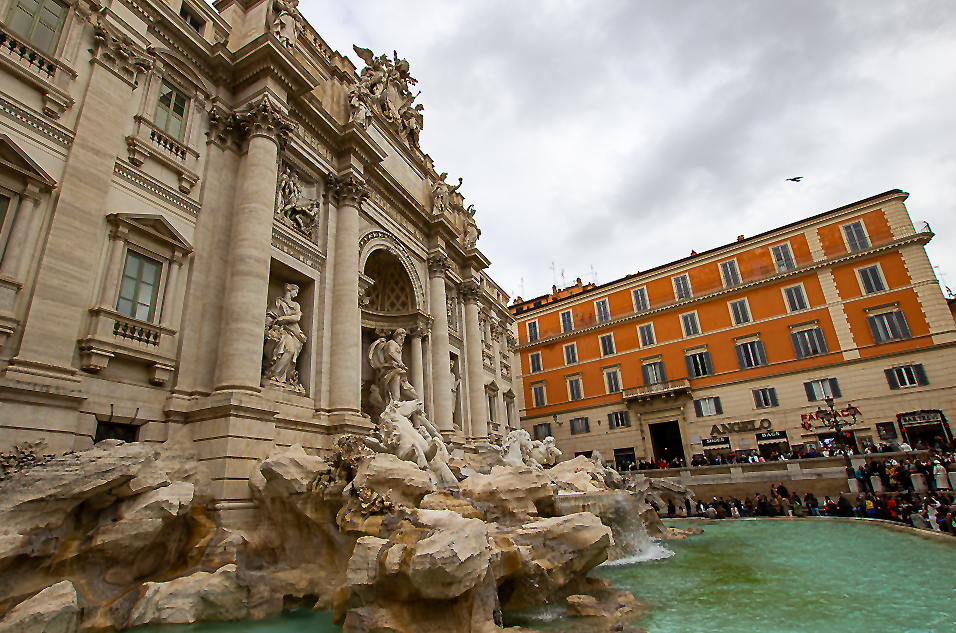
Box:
[701,436,732,461]
[897,410,953,446]
[816,431,860,454]
[756,430,790,457]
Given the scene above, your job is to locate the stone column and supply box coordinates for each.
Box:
[97,226,128,307]
[410,325,426,403]
[0,189,41,281]
[215,97,291,392]
[160,254,184,327]
[461,278,487,440]
[427,253,453,433]
[327,174,369,414]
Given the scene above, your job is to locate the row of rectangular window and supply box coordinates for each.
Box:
[693,364,928,417]
[525,234,886,344]
[532,361,928,410]
[532,307,911,377]
[534,411,632,439]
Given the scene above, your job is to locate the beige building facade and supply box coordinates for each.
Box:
[0,0,517,521]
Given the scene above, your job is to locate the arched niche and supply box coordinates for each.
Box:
[358,231,424,311]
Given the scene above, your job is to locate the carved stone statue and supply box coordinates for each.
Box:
[348,84,371,128]
[272,0,300,48]
[430,173,462,216]
[262,283,307,392]
[449,359,461,430]
[530,437,561,467]
[275,166,318,237]
[351,45,423,146]
[368,328,408,405]
[464,222,480,249]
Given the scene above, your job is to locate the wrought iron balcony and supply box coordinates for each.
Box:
[623,378,691,400]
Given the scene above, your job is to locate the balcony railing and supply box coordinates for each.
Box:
[623,378,691,400]
[518,225,931,346]
[79,307,178,381]
[0,25,75,83]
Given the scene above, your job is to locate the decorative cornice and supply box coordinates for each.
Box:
[0,91,73,148]
[112,160,201,217]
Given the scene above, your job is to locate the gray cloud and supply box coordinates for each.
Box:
[303,0,956,300]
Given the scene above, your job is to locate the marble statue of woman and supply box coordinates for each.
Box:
[368,328,408,404]
[262,283,307,392]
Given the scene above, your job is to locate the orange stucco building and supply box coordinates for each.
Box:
[510,190,956,468]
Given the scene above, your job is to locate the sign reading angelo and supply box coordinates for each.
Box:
[710,419,772,436]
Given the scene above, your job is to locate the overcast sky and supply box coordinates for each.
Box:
[300,0,956,303]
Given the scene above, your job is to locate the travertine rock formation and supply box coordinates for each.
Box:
[0,435,646,633]
[0,581,78,633]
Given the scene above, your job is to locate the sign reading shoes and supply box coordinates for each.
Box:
[710,419,773,436]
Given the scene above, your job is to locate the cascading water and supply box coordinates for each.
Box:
[554,491,673,565]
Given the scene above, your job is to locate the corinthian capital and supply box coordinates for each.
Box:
[235,96,293,147]
[427,252,450,279]
[459,278,481,304]
[327,173,370,207]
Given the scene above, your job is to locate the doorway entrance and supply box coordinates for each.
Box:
[649,420,685,465]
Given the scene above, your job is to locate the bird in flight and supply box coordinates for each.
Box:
[786,176,803,182]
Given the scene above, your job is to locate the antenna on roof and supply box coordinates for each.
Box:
[519,277,524,297]
[549,262,556,287]
[560,269,566,287]
[589,265,598,285]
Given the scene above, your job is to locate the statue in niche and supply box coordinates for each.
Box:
[262,283,307,393]
[366,330,457,486]
[368,328,409,404]
[272,0,300,48]
[430,172,462,216]
[275,166,318,237]
[449,359,461,431]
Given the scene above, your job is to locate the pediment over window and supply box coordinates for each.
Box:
[503,388,515,400]
[0,134,55,188]
[108,213,193,255]
[150,48,212,98]
[485,380,499,394]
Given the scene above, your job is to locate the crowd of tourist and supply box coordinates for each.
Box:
[661,482,956,537]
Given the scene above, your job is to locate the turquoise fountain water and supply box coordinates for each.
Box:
[136,520,956,633]
[509,520,956,633]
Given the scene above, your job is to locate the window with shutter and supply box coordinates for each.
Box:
[804,378,839,401]
[642,361,666,385]
[567,376,583,401]
[694,396,721,417]
[843,221,869,251]
[784,285,808,312]
[569,417,590,435]
[633,287,649,312]
[599,333,615,356]
[735,340,768,369]
[791,328,827,359]
[560,310,574,333]
[720,260,741,287]
[595,299,611,323]
[532,384,546,408]
[527,321,538,342]
[608,411,631,429]
[886,364,928,388]
[604,369,621,394]
[867,311,911,344]
[673,274,692,300]
[729,299,750,325]
[772,243,796,272]
[858,265,885,294]
[532,423,552,439]
[752,387,778,409]
[681,312,700,337]
[685,351,713,378]
[563,343,577,365]
[638,323,655,347]
[529,352,542,373]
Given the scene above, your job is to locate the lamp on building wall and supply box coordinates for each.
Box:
[811,397,860,480]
